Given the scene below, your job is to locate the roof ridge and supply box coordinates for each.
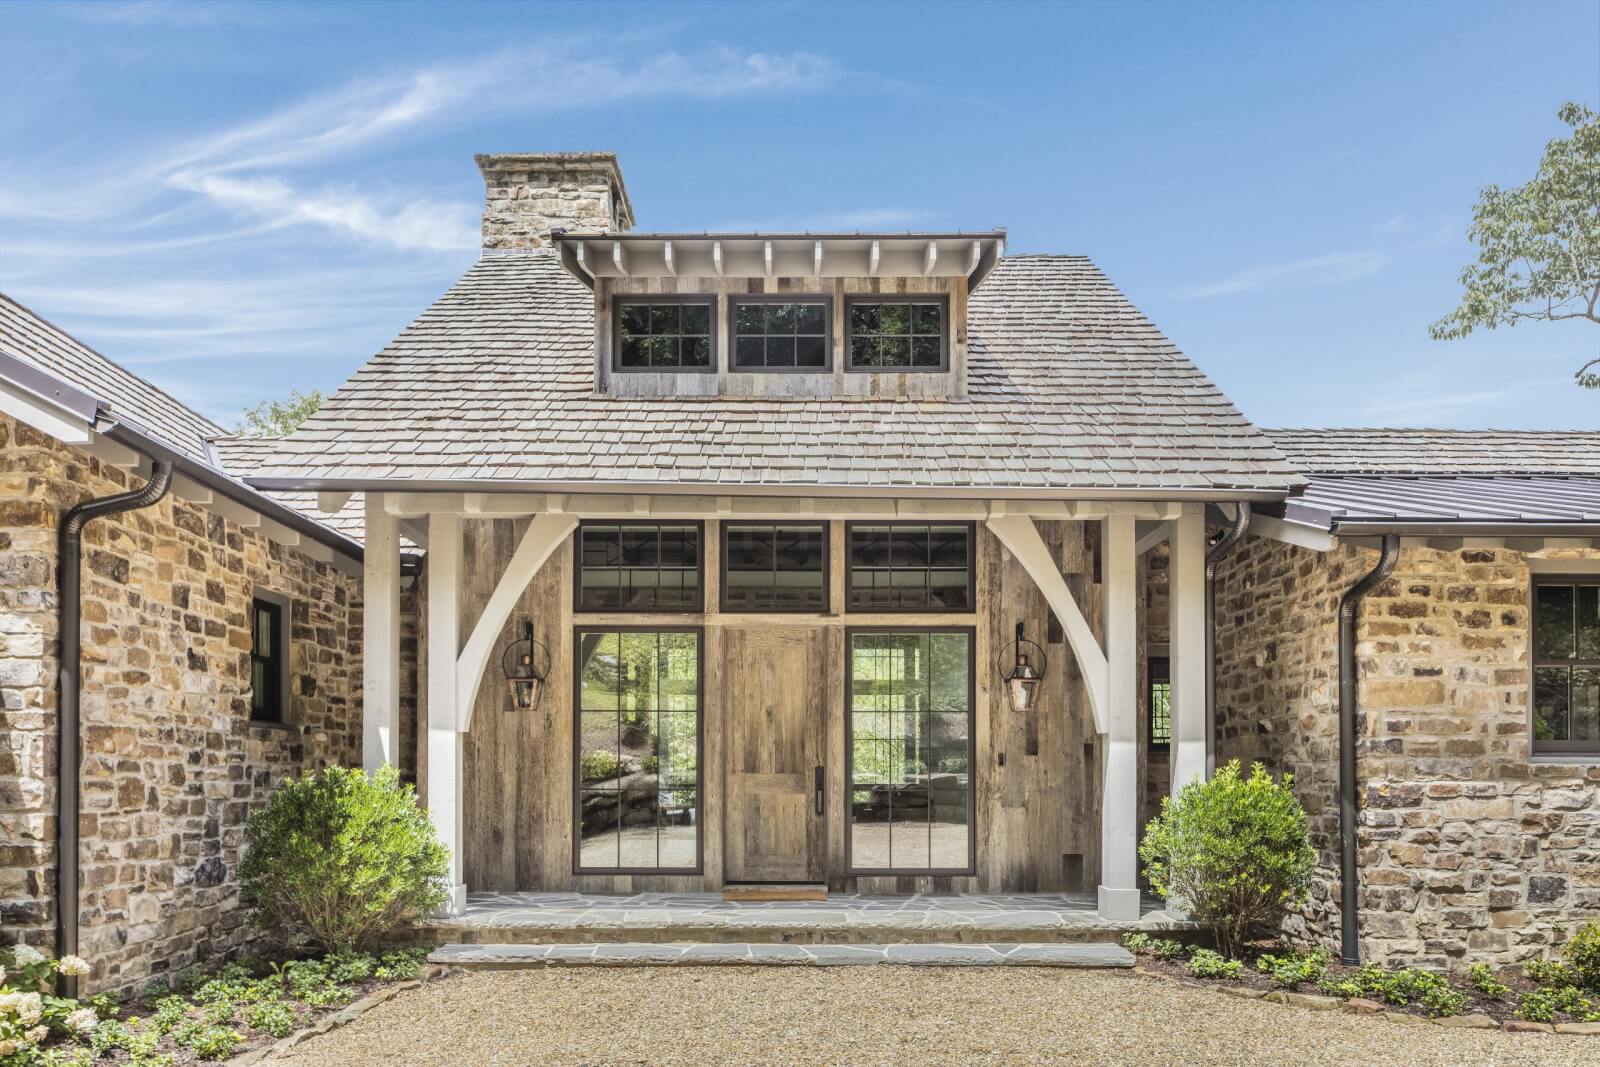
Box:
[1268,426,1600,435]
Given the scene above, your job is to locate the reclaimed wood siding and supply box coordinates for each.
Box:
[446,519,1118,893]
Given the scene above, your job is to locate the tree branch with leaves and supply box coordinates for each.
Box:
[1430,102,1600,387]
[237,388,325,437]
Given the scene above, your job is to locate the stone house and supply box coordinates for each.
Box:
[2,151,1594,992]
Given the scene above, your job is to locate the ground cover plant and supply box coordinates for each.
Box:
[1122,917,1600,1028]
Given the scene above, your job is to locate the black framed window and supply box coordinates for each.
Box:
[576,522,703,612]
[731,296,831,370]
[615,297,714,371]
[721,523,828,612]
[575,628,702,872]
[1532,577,1600,755]
[250,596,286,723]
[1149,657,1171,751]
[846,629,974,874]
[845,296,946,371]
[846,523,973,612]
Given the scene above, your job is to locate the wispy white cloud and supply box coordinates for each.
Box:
[1357,388,1506,424]
[1178,250,1388,299]
[58,0,324,29]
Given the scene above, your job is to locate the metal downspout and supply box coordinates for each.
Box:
[56,461,172,994]
[1337,532,1400,965]
[1204,503,1250,776]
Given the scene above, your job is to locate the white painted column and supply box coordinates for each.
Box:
[1098,513,1141,921]
[361,494,401,772]
[1168,506,1208,793]
[425,512,467,914]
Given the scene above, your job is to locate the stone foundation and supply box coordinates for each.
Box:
[1215,534,1600,969]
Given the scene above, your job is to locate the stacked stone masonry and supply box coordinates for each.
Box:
[1214,534,1600,970]
[0,414,368,994]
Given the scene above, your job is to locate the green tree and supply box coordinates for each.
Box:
[1430,102,1599,386]
[237,388,324,436]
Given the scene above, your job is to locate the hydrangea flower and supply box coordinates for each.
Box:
[0,1039,16,1055]
[0,964,6,983]
[15,992,43,1025]
[66,1007,99,1033]
[10,945,44,967]
[25,1025,46,1044]
[57,955,91,978]
[0,991,19,1014]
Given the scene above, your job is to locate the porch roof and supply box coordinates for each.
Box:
[244,250,1301,498]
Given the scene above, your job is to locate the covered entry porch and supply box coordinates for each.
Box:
[346,489,1226,921]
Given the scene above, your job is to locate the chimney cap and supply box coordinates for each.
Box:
[474,152,633,231]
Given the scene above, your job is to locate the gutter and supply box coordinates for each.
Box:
[1203,503,1250,776]
[1337,532,1400,965]
[57,461,174,995]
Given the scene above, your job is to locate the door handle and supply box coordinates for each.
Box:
[814,766,825,816]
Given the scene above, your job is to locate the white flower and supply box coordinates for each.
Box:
[0,963,6,983]
[0,1039,15,1055]
[25,1025,47,1044]
[15,991,42,1025]
[57,955,91,978]
[10,945,44,967]
[66,1007,99,1033]
[0,991,19,1014]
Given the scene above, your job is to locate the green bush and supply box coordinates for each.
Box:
[1565,919,1600,990]
[1255,947,1329,990]
[1187,949,1243,980]
[176,1023,242,1061]
[1139,761,1316,957]
[1466,963,1510,999]
[1526,958,1580,988]
[240,765,449,952]
[580,751,621,782]
[1518,984,1592,1023]
[1120,933,1189,960]
[373,949,426,981]
[244,999,297,1039]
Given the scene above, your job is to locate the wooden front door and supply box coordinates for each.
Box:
[722,627,829,882]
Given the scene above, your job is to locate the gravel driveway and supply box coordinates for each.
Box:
[274,967,1592,1066]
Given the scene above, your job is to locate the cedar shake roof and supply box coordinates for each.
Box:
[1267,428,1600,532]
[248,250,1301,496]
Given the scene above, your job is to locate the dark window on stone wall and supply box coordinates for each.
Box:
[1532,577,1600,755]
[250,596,287,723]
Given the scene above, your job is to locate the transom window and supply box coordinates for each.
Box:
[846,297,946,370]
[1149,656,1171,751]
[732,297,830,370]
[846,629,973,873]
[846,523,974,612]
[721,523,828,612]
[250,595,287,724]
[575,628,701,871]
[1532,577,1600,754]
[576,522,703,612]
[615,298,713,371]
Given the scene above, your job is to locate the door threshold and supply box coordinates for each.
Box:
[722,882,828,902]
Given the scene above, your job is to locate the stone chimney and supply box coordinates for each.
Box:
[474,152,634,249]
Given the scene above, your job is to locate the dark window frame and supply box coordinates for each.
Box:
[611,293,717,375]
[843,626,977,877]
[1531,574,1600,756]
[1148,655,1171,752]
[571,625,705,875]
[727,293,834,374]
[843,293,949,373]
[718,521,831,614]
[843,522,976,614]
[573,520,706,614]
[249,589,291,725]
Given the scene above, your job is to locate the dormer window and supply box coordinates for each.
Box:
[731,296,831,371]
[846,296,947,371]
[615,296,714,372]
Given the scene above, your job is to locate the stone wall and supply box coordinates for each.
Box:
[0,414,363,994]
[1215,533,1600,969]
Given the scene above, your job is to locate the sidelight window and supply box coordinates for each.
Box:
[1532,577,1600,755]
[846,629,974,874]
[574,628,702,871]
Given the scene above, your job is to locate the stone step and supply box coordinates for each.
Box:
[430,941,1135,969]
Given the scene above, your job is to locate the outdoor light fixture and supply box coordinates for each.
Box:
[502,618,551,711]
[998,621,1047,713]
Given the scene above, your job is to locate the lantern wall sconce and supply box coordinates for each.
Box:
[998,621,1047,713]
[502,618,551,711]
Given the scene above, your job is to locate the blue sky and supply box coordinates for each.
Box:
[2,0,1597,431]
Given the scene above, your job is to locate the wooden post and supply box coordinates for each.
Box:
[1098,513,1141,921]
[425,511,466,914]
[362,494,401,772]
[1168,506,1207,793]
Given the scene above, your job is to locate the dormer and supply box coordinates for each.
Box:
[555,232,1005,400]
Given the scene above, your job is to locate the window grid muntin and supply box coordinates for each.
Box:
[720,522,829,613]
[573,627,703,873]
[614,296,715,373]
[1532,577,1600,753]
[845,522,975,613]
[844,295,947,372]
[729,295,832,372]
[575,521,704,613]
[1148,657,1171,750]
[845,628,975,875]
